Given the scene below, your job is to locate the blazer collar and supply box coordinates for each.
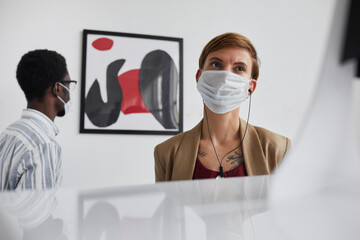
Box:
[172,118,269,180]
[240,118,269,175]
[172,121,203,180]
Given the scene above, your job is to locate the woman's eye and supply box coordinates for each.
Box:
[210,62,221,68]
[235,66,245,72]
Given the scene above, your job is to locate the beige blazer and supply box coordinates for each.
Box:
[154,119,291,182]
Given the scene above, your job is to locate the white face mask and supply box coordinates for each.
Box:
[57,82,73,116]
[197,70,250,114]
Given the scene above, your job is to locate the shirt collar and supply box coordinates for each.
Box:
[22,109,60,136]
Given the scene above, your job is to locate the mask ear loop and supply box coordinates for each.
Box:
[52,82,69,96]
[58,82,70,92]
[54,82,70,105]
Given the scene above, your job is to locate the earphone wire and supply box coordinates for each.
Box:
[204,93,252,176]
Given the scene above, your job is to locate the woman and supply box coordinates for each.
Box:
[154,32,291,181]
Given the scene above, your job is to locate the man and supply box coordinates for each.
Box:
[0,49,76,190]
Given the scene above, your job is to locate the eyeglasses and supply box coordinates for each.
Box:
[62,80,77,91]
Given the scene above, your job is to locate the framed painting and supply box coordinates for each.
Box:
[80,29,183,135]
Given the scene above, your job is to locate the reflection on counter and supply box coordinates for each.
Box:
[0,176,271,240]
[78,176,269,240]
[0,174,359,240]
[0,190,67,240]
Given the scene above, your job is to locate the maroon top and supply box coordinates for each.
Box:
[193,157,247,179]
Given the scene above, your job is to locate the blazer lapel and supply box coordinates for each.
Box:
[171,120,203,180]
[240,118,270,176]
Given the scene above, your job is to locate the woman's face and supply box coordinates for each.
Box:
[202,47,253,79]
[196,47,257,95]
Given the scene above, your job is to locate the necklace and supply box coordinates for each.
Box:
[203,95,251,178]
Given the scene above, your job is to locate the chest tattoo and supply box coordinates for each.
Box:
[226,151,244,169]
[198,151,207,157]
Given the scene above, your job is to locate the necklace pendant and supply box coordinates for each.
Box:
[219,166,224,178]
[216,175,222,179]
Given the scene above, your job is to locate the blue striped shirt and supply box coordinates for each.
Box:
[0,109,62,190]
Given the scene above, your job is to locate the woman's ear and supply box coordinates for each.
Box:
[248,79,257,96]
[196,69,202,83]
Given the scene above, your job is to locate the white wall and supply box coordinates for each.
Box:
[0,0,338,189]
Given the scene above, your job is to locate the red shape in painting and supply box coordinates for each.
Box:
[92,38,114,51]
[118,69,149,114]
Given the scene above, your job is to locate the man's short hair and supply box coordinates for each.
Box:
[16,49,68,101]
[198,32,260,80]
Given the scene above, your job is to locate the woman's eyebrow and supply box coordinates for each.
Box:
[234,61,248,67]
[208,57,223,62]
